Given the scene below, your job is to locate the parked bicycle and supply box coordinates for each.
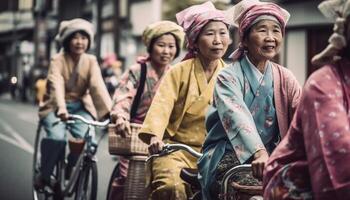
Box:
[32,114,110,200]
[107,143,263,200]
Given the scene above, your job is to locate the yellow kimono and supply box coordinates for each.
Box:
[139,57,225,199]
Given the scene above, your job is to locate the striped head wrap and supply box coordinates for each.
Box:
[176,1,230,60]
[226,0,290,61]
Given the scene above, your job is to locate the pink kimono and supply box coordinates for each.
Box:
[264,59,350,200]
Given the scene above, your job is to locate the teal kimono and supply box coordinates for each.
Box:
[198,55,302,199]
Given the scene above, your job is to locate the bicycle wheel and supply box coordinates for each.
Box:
[32,124,56,200]
[75,161,98,200]
[32,124,66,200]
[106,163,120,200]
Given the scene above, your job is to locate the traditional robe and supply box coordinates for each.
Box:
[264,59,350,200]
[38,52,111,120]
[198,56,301,199]
[139,57,226,199]
[111,62,169,124]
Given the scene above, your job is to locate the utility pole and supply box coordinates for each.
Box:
[10,0,19,80]
[95,0,103,60]
[33,0,48,69]
[113,0,120,56]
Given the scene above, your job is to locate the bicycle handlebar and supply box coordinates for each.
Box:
[146,143,202,162]
[67,114,110,127]
[221,164,254,200]
[163,144,203,158]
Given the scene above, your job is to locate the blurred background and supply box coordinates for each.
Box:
[0,0,333,103]
[0,0,334,199]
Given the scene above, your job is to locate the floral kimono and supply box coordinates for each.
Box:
[111,62,169,124]
[139,57,226,199]
[198,55,301,199]
[264,60,350,200]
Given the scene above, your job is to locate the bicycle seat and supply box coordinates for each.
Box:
[180,168,201,189]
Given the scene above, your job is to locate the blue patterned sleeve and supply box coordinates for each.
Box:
[214,67,265,163]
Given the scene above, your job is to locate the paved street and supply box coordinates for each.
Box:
[0,93,117,200]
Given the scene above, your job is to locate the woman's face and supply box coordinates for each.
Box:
[196,21,230,61]
[150,34,177,67]
[243,20,283,63]
[69,32,89,56]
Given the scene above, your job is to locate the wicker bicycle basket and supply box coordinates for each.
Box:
[108,123,149,156]
[123,156,149,200]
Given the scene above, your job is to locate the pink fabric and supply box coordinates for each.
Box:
[103,53,117,67]
[264,59,350,200]
[230,4,289,61]
[118,156,130,178]
[176,1,229,60]
[271,63,301,139]
[136,55,150,64]
[111,61,168,123]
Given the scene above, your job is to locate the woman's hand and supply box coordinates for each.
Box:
[148,136,164,155]
[58,112,69,121]
[111,114,131,137]
[251,149,269,180]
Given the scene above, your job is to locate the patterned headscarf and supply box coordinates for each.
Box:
[176,1,230,60]
[142,20,185,50]
[311,0,350,65]
[225,0,290,61]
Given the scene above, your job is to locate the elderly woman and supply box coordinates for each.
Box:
[264,1,350,199]
[35,18,112,188]
[138,1,231,199]
[197,0,302,199]
[108,20,184,200]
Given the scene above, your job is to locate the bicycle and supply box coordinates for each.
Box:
[148,144,263,200]
[32,114,110,200]
[106,142,263,200]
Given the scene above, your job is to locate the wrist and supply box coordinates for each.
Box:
[254,148,268,157]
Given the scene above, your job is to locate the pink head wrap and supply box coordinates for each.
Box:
[176,1,230,60]
[226,0,290,61]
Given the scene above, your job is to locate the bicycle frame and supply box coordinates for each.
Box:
[60,114,110,196]
[147,144,261,200]
[33,114,109,198]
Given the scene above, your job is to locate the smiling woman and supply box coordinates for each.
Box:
[197,0,302,199]
[108,20,184,200]
[35,18,112,189]
[137,1,230,199]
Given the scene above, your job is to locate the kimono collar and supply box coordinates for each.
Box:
[245,55,264,82]
[241,55,272,94]
[194,58,225,94]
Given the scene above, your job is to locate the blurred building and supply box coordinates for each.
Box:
[0,0,35,99]
[0,0,334,100]
[278,0,333,85]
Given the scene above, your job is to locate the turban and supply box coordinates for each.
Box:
[55,18,94,49]
[142,20,185,50]
[225,0,290,61]
[176,1,230,60]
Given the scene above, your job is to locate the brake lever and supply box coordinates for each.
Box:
[145,148,178,162]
